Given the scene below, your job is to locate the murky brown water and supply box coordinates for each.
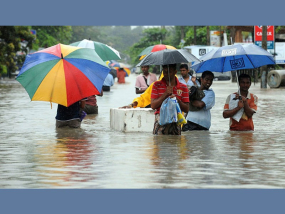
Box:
[1,74,285,188]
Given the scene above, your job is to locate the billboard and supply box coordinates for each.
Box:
[254,26,274,41]
[254,26,274,51]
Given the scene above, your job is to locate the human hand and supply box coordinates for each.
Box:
[119,104,133,109]
[240,96,247,102]
[188,87,192,95]
[237,100,244,109]
[133,101,138,108]
[166,86,173,96]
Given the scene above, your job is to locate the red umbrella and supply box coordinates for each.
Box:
[138,44,176,60]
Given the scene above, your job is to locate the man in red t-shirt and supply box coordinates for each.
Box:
[151,64,189,135]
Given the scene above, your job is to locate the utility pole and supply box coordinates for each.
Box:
[261,26,268,88]
[181,26,185,41]
[219,26,222,46]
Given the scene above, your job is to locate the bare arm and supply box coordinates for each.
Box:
[136,88,146,94]
[223,100,243,118]
[191,100,205,109]
[191,76,198,86]
[176,96,189,113]
[151,86,173,110]
[80,100,86,109]
[120,101,138,109]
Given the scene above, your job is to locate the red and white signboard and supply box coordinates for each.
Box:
[254,26,274,41]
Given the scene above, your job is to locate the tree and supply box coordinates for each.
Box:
[184,26,229,46]
[70,26,102,43]
[185,26,208,45]
[128,27,168,65]
[32,26,72,48]
[0,26,35,77]
[168,26,191,48]
[207,26,210,45]
[193,26,197,45]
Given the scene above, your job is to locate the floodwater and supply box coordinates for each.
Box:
[1,74,285,189]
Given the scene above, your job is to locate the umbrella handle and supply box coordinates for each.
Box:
[168,65,171,86]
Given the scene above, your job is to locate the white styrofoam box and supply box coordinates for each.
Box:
[110,108,155,132]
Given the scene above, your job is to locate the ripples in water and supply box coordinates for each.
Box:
[1,77,285,188]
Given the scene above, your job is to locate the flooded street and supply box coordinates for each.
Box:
[1,73,285,189]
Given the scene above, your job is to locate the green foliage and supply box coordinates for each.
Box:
[168,26,192,48]
[127,26,234,66]
[184,26,231,46]
[32,26,72,47]
[274,64,283,70]
[0,26,35,77]
[70,26,102,43]
[128,27,171,65]
[275,26,284,33]
[0,65,7,75]
[185,26,209,45]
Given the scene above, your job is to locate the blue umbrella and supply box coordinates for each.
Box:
[192,43,275,73]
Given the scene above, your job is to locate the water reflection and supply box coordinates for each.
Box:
[185,132,217,187]
[228,132,255,160]
[35,128,95,187]
[149,136,190,187]
[148,133,219,188]
[151,135,190,166]
[221,131,266,186]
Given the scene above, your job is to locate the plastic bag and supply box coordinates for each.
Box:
[176,102,187,125]
[159,97,178,125]
[80,110,87,121]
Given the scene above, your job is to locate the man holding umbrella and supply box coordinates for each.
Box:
[223,73,258,131]
[151,64,189,135]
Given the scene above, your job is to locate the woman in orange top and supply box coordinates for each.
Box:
[117,68,126,84]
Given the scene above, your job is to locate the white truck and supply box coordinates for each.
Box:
[183,45,231,80]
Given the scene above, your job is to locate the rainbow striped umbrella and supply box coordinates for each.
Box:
[16,44,111,107]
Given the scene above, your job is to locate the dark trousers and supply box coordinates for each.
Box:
[182,120,208,131]
[102,86,110,91]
